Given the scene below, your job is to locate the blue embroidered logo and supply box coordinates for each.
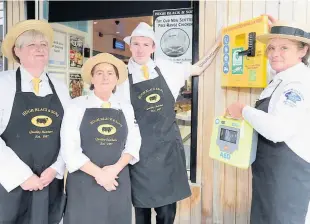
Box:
[284,91,302,103]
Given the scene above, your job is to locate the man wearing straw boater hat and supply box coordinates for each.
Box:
[116,22,221,224]
[0,20,70,223]
[227,20,310,223]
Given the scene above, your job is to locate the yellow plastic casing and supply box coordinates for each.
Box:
[221,15,269,88]
[209,116,257,169]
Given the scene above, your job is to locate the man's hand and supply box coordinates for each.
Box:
[191,33,222,76]
[20,174,44,191]
[40,167,57,187]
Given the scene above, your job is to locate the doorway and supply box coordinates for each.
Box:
[33,0,199,183]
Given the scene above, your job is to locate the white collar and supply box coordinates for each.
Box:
[273,62,305,82]
[127,57,156,74]
[88,91,120,108]
[19,66,48,84]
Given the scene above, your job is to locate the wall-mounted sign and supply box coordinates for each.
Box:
[49,30,66,67]
[153,8,193,64]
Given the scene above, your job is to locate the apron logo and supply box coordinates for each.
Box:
[145,94,161,104]
[97,124,117,136]
[31,115,52,127]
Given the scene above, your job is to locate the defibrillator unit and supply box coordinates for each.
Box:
[209,116,258,169]
[221,15,269,88]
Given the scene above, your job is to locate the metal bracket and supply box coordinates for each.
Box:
[238,32,256,57]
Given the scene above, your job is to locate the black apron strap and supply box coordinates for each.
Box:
[154,66,163,77]
[255,79,283,108]
[129,66,162,85]
[46,74,57,95]
[16,67,22,93]
[128,73,134,85]
[128,73,135,107]
[16,68,56,95]
[270,79,283,96]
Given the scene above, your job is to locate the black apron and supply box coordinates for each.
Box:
[128,66,191,208]
[250,80,310,224]
[0,68,65,224]
[64,107,131,224]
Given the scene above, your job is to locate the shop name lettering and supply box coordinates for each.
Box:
[95,138,117,146]
[22,108,59,117]
[95,138,117,142]
[146,104,163,112]
[138,88,163,100]
[90,117,122,127]
[156,17,192,28]
[154,10,192,16]
[29,130,53,139]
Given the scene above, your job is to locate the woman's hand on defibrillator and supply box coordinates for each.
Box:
[226,102,246,119]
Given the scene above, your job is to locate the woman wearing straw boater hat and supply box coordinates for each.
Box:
[61,53,141,224]
[115,22,221,224]
[0,20,70,223]
[227,20,310,223]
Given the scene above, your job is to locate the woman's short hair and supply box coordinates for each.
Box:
[296,41,310,66]
[89,63,120,93]
[13,30,48,63]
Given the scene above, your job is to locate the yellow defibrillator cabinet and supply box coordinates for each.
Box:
[221,15,269,88]
[209,116,257,169]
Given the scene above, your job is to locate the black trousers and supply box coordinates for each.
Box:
[135,203,177,224]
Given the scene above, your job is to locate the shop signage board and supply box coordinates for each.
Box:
[153,8,193,64]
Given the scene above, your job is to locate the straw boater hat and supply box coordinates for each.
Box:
[81,53,128,85]
[123,22,157,46]
[1,19,54,62]
[257,20,310,45]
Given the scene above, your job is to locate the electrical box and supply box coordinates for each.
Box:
[221,15,269,88]
[209,116,258,169]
